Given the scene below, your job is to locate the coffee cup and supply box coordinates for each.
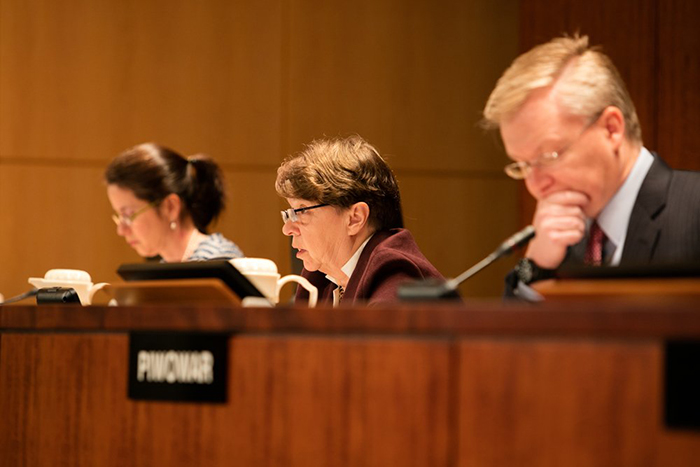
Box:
[229,258,317,306]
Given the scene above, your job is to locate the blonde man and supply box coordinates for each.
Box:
[483,35,700,295]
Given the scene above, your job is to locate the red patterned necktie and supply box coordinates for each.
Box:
[584,221,605,266]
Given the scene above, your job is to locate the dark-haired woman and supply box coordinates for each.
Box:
[105,143,243,262]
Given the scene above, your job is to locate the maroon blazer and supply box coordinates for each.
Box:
[295,228,444,306]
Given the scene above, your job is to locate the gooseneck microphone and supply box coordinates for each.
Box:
[398,225,536,301]
[447,225,535,289]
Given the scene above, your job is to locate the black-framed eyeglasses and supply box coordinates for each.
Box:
[504,114,602,180]
[280,203,329,223]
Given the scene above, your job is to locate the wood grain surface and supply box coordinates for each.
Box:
[2,302,700,466]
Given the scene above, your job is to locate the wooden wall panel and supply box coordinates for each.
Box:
[458,339,662,467]
[216,169,287,265]
[0,0,284,164]
[286,0,519,173]
[657,0,700,170]
[0,0,521,299]
[398,175,520,297]
[0,164,130,296]
[0,0,286,297]
[518,1,658,150]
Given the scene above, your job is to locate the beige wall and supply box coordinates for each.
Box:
[0,0,519,299]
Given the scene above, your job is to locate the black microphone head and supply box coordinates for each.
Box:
[397,278,462,302]
[495,225,536,257]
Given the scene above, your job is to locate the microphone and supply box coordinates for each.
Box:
[398,225,536,301]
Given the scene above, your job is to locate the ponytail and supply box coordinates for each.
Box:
[184,154,226,233]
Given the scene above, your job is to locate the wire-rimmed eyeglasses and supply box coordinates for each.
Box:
[504,114,601,180]
[112,200,159,228]
[281,203,329,223]
[504,151,564,180]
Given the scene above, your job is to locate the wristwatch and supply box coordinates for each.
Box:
[515,258,556,285]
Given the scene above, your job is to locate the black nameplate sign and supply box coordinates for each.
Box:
[128,332,228,403]
[665,340,700,430]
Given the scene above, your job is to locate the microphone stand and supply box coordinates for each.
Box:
[398,225,535,301]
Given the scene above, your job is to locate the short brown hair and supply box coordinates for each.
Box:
[483,34,642,143]
[275,135,404,230]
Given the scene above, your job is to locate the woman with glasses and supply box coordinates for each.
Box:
[276,135,444,306]
[105,143,243,262]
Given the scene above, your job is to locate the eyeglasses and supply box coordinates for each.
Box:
[280,203,329,223]
[112,200,159,228]
[504,115,601,180]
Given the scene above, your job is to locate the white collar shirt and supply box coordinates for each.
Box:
[325,235,373,307]
[596,147,654,265]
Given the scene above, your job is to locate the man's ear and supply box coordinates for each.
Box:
[160,193,183,222]
[601,105,625,151]
[346,202,370,235]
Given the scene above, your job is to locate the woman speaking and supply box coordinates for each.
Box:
[276,135,443,305]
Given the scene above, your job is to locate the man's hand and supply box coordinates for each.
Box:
[525,191,588,269]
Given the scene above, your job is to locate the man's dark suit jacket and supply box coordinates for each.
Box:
[564,155,700,266]
[295,228,444,306]
[507,154,700,294]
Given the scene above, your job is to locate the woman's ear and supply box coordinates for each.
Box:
[346,202,370,235]
[160,193,183,222]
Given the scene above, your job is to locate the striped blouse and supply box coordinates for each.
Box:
[188,233,244,261]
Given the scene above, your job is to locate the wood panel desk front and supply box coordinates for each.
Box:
[1,299,699,466]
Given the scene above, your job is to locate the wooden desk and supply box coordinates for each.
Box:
[2,299,700,466]
[534,277,700,299]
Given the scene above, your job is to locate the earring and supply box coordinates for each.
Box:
[170,221,177,231]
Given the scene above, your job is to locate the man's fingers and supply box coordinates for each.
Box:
[538,216,586,234]
[541,190,590,206]
[535,204,586,223]
[548,230,586,246]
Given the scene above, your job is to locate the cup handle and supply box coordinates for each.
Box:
[87,282,110,305]
[276,275,318,307]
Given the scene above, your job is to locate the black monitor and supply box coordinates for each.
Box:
[117,260,265,299]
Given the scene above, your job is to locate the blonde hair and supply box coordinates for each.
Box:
[483,34,642,143]
[275,135,403,230]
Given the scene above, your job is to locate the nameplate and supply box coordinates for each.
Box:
[128,332,228,403]
[665,340,700,430]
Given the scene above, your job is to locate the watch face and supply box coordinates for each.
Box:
[517,258,536,285]
[516,258,556,284]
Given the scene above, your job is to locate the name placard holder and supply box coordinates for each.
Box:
[665,340,700,430]
[128,332,229,403]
